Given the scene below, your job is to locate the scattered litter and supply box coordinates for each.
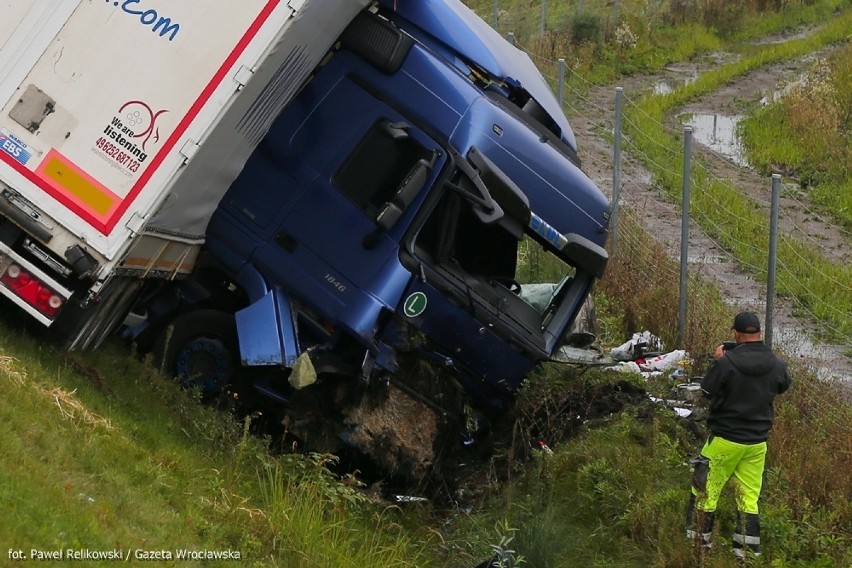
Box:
[676,382,703,402]
[553,344,611,364]
[649,395,694,418]
[289,351,317,389]
[610,331,665,361]
[640,349,688,372]
[536,439,553,454]
[605,332,692,379]
[394,495,428,503]
[609,361,642,374]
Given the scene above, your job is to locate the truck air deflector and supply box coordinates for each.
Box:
[377,0,576,150]
[235,288,299,367]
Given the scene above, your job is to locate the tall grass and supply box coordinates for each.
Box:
[598,210,732,355]
[739,44,852,229]
[449,359,852,567]
[259,454,426,567]
[2,4,850,568]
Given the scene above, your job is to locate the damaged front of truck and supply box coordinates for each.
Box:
[372,0,610,411]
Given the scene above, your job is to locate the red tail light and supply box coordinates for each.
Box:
[1,263,65,318]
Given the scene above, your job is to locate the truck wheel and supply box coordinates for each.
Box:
[153,309,239,396]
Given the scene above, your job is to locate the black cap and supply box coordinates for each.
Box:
[732,311,761,333]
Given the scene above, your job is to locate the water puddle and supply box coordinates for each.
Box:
[652,67,699,95]
[751,27,815,45]
[687,254,727,264]
[679,113,749,167]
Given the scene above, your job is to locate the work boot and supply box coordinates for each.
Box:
[685,493,697,539]
[686,499,714,550]
[733,511,761,562]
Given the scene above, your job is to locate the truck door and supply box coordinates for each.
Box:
[251,75,444,320]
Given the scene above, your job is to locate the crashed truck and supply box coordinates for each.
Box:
[0,0,609,477]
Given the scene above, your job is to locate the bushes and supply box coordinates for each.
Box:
[564,10,603,46]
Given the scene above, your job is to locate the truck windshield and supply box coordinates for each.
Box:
[411,174,580,350]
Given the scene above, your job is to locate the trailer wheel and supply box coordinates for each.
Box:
[153,309,239,396]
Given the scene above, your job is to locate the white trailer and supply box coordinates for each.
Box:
[0,0,368,337]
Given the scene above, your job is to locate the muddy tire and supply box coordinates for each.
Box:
[153,309,239,396]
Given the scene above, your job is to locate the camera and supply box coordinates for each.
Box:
[722,341,737,352]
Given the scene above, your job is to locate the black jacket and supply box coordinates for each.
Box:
[701,341,791,443]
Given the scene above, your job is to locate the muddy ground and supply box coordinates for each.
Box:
[567,29,852,385]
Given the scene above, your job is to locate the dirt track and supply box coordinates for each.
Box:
[566,31,852,384]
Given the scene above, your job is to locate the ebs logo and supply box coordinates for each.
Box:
[0,130,33,165]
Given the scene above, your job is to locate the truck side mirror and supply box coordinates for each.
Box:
[467,146,532,235]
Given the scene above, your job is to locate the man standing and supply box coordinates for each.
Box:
[686,311,792,562]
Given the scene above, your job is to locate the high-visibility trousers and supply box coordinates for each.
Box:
[691,435,767,514]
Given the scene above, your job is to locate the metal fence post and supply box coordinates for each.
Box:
[678,127,693,349]
[541,0,547,36]
[492,0,499,29]
[557,58,565,108]
[507,31,515,45]
[765,174,781,348]
[609,87,623,256]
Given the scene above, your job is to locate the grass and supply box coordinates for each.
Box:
[446,361,852,567]
[598,210,732,354]
[0,312,435,567]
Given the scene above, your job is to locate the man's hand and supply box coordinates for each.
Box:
[714,344,725,359]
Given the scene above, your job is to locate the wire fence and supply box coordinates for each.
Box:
[491,18,852,409]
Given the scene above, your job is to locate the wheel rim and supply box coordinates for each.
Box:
[175,336,233,394]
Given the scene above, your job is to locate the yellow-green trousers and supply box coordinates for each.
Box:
[686,435,765,557]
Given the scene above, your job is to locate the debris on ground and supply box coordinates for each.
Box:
[610,331,666,361]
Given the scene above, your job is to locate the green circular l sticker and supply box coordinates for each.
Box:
[403,291,428,318]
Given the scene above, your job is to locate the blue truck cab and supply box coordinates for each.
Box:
[135,0,609,472]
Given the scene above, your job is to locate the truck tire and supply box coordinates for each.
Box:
[153,309,239,396]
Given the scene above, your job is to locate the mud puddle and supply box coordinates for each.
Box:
[680,112,749,167]
[652,65,699,95]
